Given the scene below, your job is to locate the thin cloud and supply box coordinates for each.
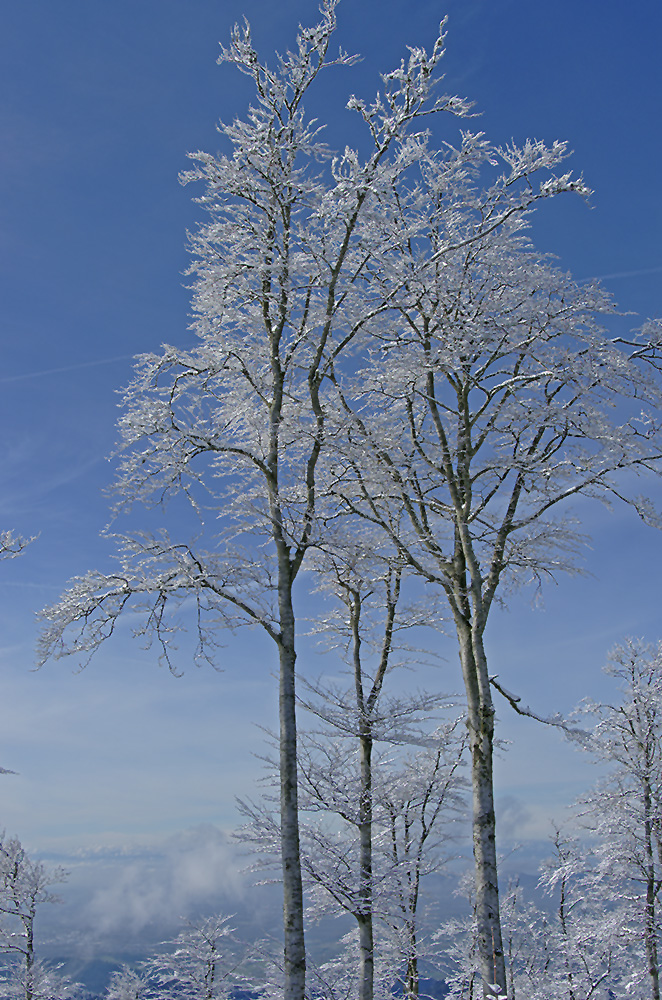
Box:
[582,263,662,283]
[0,355,135,384]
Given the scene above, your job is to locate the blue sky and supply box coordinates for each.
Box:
[1,0,661,952]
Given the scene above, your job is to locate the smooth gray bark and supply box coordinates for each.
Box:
[357,725,375,1000]
[455,618,504,997]
[642,772,661,1000]
[351,577,398,1000]
[278,614,306,999]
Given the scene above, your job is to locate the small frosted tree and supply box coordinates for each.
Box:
[0,834,77,1000]
[242,544,467,1000]
[0,960,84,1000]
[103,965,156,1000]
[438,843,622,1000]
[572,639,662,999]
[299,552,413,1000]
[534,828,624,1000]
[145,915,238,1000]
[379,732,467,999]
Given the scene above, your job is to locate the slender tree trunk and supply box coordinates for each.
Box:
[403,842,421,999]
[357,913,374,1000]
[24,906,35,1000]
[405,922,419,1000]
[278,569,306,1000]
[358,728,375,1000]
[456,619,505,998]
[205,937,217,1000]
[643,777,660,1000]
[557,867,577,1000]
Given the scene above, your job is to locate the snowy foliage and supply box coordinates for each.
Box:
[103,965,156,1000]
[438,844,623,1000]
[0,959,84,1000]
[0,835,67,964]
[0,533,33,561]
[144,915,240,1000]
[572,639,662,999]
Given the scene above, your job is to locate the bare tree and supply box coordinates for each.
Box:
[380,733,467,999]
[36,9,475,999]
[329,186,662,994]
[241,543,466,1000]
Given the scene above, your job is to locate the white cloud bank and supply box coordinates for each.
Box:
[38,824,280,958]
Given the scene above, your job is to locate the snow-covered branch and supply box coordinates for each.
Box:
[0,531,35,560]
[489,675,587,738]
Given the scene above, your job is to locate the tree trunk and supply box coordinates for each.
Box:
[358,729,375,1000]
[24,906,35,1000]
[557,866,576,1000]
[643,777,660,1000]
[404,923,419,1000]
[278,577,306,1000]
[456,619,505,998]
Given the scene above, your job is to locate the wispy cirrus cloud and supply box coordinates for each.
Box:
[581,263,662,283]
[0,355,135,385]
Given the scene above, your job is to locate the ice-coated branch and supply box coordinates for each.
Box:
[489,675,587,738]
[37,533,282,673]
[0,530,35,560]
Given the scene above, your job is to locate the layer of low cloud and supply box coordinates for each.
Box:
[38,824,279,959]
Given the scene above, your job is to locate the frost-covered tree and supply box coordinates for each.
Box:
[297,548,449,1000]
[145,915,239,1000]
[309,928,404,1000]
[0,959,84,1000]
[534,828,624,1000]
[0,834,78,1000]
[299,554,412,1000]
[36,8,476,1000]
[439,839,622,1000]
[329,185,662,993]
[101,917,241,1000]
[380,732,467,999]
[103,965,156,1000]
[572,639,662,999]
[34,5,659,995]
[241,545,466,1000]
